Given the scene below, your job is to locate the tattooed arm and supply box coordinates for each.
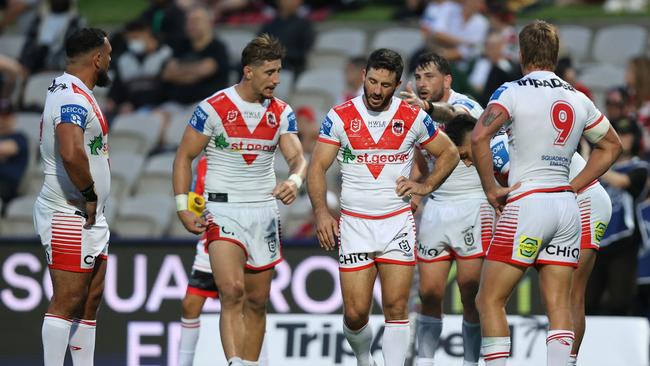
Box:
[471,104,516,210]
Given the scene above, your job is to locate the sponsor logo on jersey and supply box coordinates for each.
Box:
[287,111,298,132]
[490,85,508,101]
[516,77,575,91]
[422,114,437,137]
[226,110,238,123]
[517,236,540,259]
[266,111,278,128]
[189,106,208,132]
[367,120,387,128]
[544,244,579,259]
[61,104,89,128]
[339,253,370,265]
[462,226,475,246]
[230,141,277,152]
[417,241,439,258]
[492,140,509,171]
[87,134,107,156]
[320,116,333,137]
[392,119,404,136]
[355,152,410,164]
[594,221,607,243]
[541,155,570,167]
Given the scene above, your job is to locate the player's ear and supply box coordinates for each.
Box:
[243,65,253,80]
[444,74,452,89]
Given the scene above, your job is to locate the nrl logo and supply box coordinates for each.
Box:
[266,112,278,128]
[350,118,362,133]
[226,110,238,123]
[392,119,404,136]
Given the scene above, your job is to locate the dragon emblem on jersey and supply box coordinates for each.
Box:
[214,133,229,149]
[88,134,104,156]
[342,146,356,163]
[266,112,278,128]
[350,118,361,133]
[517,236,540,259]
[226,110,238,123]
[392,119,404,136]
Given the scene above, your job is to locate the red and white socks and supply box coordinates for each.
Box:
[69,319,97,365]
[546,330,574,366]
[481,336,511,365]
[179,317,201,366]
[43,313,73,366]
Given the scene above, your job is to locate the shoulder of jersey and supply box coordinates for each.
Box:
[48,75,77,97]
[332,98,357,113]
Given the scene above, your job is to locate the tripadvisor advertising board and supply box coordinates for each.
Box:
[0,240,646,365]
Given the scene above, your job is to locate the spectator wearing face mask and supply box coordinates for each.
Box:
[18,0,85,74]
[106,19,172,115]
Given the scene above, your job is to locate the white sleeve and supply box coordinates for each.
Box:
[582,96,610,143]
[279,105,298,135]
[188,100,219,137]
[52,93,91,130]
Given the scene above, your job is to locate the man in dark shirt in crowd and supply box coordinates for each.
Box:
[162,5,229,105]
[107,20,172,114]
[0,103,28,211]
[258,0,314,75]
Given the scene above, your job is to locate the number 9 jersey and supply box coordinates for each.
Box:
[488,70,610,202]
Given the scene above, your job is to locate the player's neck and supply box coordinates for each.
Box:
[441,89,451,103]
[234,82,264,104]
[522,65,554,76]
[65,66,96,90]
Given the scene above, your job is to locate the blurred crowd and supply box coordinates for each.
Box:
[1,0,650,317]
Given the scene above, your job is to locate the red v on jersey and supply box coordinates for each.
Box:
[208,92,285,140]
[208,92,286,165]
[72,84,108,135]
[335,100,418,179]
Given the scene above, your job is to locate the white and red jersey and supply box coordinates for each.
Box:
[427,90,486,200]
[38,72,111,215]
[318,95,438,218]
[191,156,211,273]
[189,85,297,202]
[487,71,609,202]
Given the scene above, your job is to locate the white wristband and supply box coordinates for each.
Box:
[288,174,303,189]
[175,194,188,212]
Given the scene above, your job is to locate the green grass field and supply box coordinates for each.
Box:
[77,0,649,26]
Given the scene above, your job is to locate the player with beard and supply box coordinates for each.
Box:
[33,28,112,366]
[173,34,306,366]
[399,52,499,366]
[308,48,459,366]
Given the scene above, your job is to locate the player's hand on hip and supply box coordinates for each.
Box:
[399,82,426,109]
[273,180,298,205]
[177,210,207,234]
[314,208,339,251]
[487,182,521,211]
[396,176,432,197]
[83,201,97,229]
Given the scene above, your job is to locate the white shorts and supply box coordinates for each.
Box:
[338,208,417,271]
[33,199,109,273]
[191,233,212,273]
[204,200,282,271]
[417,199,495,262]
[578,184,612,250]
[487,192,580,267]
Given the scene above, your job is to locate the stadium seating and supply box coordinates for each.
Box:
[294,68,344,105]
[22,71,62,110]
[314,28,367,57]
[591,25,647,66]
[370,27,422,64]
[110,151,145,200]
[0,194,38,237]
[112,193,174,238]
[217,29,256,69]
[109,112,164,155]
[134,152,175,195]
[558,25,592,64]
